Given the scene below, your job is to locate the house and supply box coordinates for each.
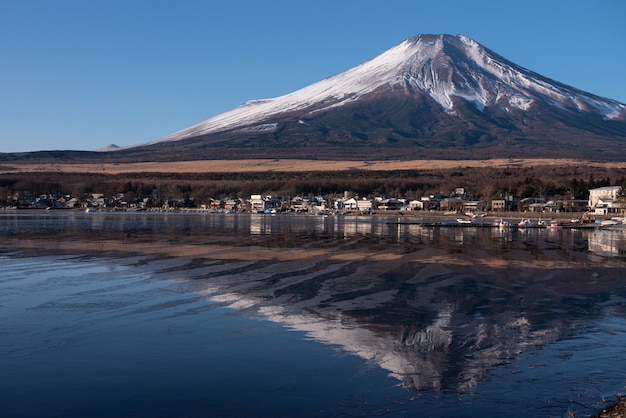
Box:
[223,197,243,212]
[589,186,622,215]
[290,196,308,212]
[462,200,487,214]
[527,202,545,213]
[208,198,223,210]
[593,197,620,215]
[440,197,464,212]
[521,197,546,212]
[491,195,520,212]
[491,199,506,212]
[290,196,326,212]
[570,199,589,212]
[333,197,346,211]
[63,197,81,208]
[543,200,562,213]
[249,194,282,212]
[376,198,407,211]
[344,197,373,212]
[343,197,358,210]
[557,198,588,213]
[55,195,80,208]
[249,195,264,212]
[88,193,108,208]
[421,195,443,211]
[408,199,424,211]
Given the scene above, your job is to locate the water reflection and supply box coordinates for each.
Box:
[201,237,624,393]
[589,227,626,257]
[1,212,626,397]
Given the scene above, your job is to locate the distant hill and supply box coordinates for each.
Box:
[94,144,121,152]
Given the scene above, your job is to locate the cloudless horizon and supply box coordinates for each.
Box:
[1,0,625,153]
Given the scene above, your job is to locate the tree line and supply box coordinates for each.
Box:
[2,165,626,206]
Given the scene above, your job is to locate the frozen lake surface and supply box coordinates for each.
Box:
[1,212,625,417]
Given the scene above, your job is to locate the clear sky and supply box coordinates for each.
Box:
[1,0,624,153]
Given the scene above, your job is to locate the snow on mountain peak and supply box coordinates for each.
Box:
[150,34,625,145]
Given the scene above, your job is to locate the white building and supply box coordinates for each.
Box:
[249,194,282,212]
[344,197,373,212]
[408,199,424,211]
[588,186,622,215]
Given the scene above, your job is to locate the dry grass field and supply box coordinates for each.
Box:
[3,158,626,174]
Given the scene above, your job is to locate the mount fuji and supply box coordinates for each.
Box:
[118,34,626,161]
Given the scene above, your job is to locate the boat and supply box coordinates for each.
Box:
[493,219,510,228]
[518,219,531,228]
[546,221,559,229]
[456,218,472,224]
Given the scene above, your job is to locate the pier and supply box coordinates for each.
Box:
[385,219,600,229]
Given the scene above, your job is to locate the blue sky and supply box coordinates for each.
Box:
[1,0,625,153]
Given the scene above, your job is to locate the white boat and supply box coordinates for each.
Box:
[518,219,531,228]
[493,219,509,228]
[456,218,472,224]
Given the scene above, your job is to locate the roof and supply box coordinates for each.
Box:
[589,186,621,192]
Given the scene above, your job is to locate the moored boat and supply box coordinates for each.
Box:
[546,221,559,229]
[493,219,510,228]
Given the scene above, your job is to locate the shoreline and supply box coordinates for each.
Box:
[1,206,618,219]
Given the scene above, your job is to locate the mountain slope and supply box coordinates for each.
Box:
[118,34,626,161]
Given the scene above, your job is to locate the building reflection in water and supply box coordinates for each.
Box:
[589,228,626,257]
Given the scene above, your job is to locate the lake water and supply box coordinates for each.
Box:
[1,212,625,417]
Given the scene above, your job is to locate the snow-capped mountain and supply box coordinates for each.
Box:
[122,34,626,160]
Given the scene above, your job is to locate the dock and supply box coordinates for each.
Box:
[385,220,599,229]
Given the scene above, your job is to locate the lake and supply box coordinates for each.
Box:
[1,211,625,417]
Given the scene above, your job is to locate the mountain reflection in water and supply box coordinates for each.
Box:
[204,215,626,392]
[1,212,626,413]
